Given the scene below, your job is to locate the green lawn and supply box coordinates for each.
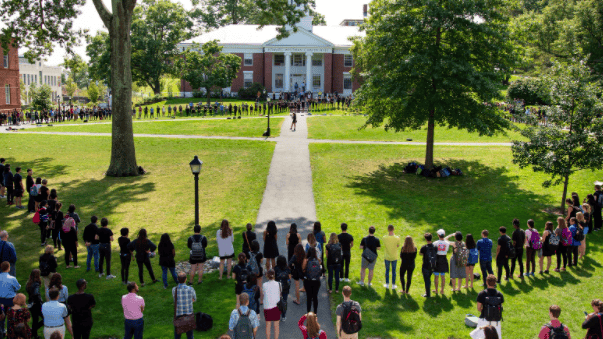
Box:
[307,116,527,143]
[26,118,285,138]
[310,143,603,339]
[0,134,275,339]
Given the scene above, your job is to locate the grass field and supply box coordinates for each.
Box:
[309,143,603,339]
[307,116,527,142]
[27,117,285,138]
[0,134,275,339]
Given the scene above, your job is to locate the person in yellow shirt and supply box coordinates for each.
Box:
[382,225,401,289]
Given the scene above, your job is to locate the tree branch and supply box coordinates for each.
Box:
[91,0,113,28]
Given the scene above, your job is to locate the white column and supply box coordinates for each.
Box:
[305,52,313,93]
[284,52,292,92]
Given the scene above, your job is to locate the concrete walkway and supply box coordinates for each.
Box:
[251,113,337,338]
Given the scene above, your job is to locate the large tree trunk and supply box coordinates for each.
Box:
[561,174,569,214]
[206,87,211,106]
[425,109,435,168]
[106,0,139,177]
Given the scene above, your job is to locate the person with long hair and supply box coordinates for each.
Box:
[540,222,556,274]
[217,220,235,280]
[286,223,301,262]
[274,255,291,320]
[51,202,63,251]
[298,312,326,339]
[26,269,43,339]
[127,229,158,286]
[577,211,589,260]
[59,213,79,269]
[39,246,57,292]
[45,273,68,303]
[448,232,466,292]
[482,325,499,339]
[554,218,571,272]
[568,217,582,267]
[263,269,281,338]
[313,222,327,271]
[263,221,279,271]
[524,219,540,276]
[303,247,321,314]
[564,198,580,223]
[325,233,342,294]
[464,234,478,289]
[582,299,603,338]
[232,253,252,308]
[571,192,581,210]
[158,233,177,289]
[399,236,417,294]
[7,293,31,339]
[188,225,208,285]
[288,244,305,305]
[241,223,257,256]
[37,200,49,246]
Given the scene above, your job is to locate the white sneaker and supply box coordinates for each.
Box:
[106,275,116,279]
[383,283,389,289]
[368,283,373,287]
[392,284,398,290]
[346,278,351,282]
[98,273,104,278]
[356,281,364,286]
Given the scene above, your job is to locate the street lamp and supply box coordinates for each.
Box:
[189,156,203,228]
[266,97,271,137]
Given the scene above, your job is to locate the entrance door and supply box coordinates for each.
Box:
[290,74,306,92]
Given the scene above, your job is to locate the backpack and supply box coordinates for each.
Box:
[504,236,516,259]
[454,242,469,267]
[33,210,40,224]
[484,295,503,322]
[530,229,542,250]
[275,267,290,290]
[241,284,258,312]
[306,258,322,281]
[39,258,51,276]
[574,226,585,242]
[233,309,254,339]
[561,229,572,246]
[62,216,75,233]
[329,243,343,265]
[248,252,260,276]
[468,248,479,265]
[237,265,249,285]
[29,185,38,196]
[545,323,569,339]
[189,235,206,262]
[548,231,560,251]
[195,312,213,331]
[426,245,437,271]
[340,301,362,335]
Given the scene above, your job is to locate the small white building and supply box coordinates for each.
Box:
[19,57,63,104]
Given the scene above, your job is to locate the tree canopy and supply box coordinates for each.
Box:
[62,54,90,89]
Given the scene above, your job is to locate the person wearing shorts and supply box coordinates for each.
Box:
[358,226,380,287]
[432,229,451,295]
[188,225,208,285]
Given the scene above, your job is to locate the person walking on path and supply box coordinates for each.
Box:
[419,233,436,298]
[228,292,259,339]
[338,223,354,282]
[96,218,114,279]
[399,236,417,294]
[303,247,322,314]
[358,226,380,287]
[382,225,400,290]
[274,256,291,321]
[537,305,570,339]
[83,217,100,273]
[336,286,362,339]
[510,219,525,278]
[433,229,451,295]
[42,288,72,339]
[66,279,96,339]
[476,230,494,288]
[172,273,196,339]
[0,231,18,277]
[121,282,145,339]
[290,112,297,131]
[582,299,603,338]
[262,269,281,339]
[495,227,511,283]
[217,220,235,280]
[298,313,326,339]
[286,224,301,262]
[187,226,207,285]
[127,229,158,286]
[263,221,279,272]
[288,244,305,306]
[158,233,178,289]
[26,269,43,339]
[470,274,504,339]
[325,233,342,294]
[118,228,132,285]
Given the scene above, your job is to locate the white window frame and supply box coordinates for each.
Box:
[292,54,305,66]
[244,53,253,66]
[3,55,8,68]
[5,85,10,104]
[275,74,284,89]
[344,55,353,67]
[313,75,321,88]
[243,71,253,89]
[343,73,352,90]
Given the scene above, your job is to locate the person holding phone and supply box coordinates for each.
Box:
[583,299,603,338]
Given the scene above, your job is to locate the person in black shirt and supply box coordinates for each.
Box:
[52,202,64,250]
[242,223,257,255]
[232,252,252,308]
[510,219,525,278]
[419,233,435,298]
[38,179,49,204]
[337,223,354,282]
[127,228,158,286]
[582,299,603,339]
[61,215,79,269]
[399,236,417,294]
[118,228,131,284]
[13,167,24,209]
[26,169,35,213]
[358,226,381,287]
[96,218,115,279]
[83,216,100,273]
[496,226,511,283]
[157,233,177,289]
[473,274,504,338]
[0,158,5,198]
[67,279,96,339]
[4,164,14,205]
[26,268,43,338]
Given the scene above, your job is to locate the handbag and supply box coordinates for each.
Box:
[277,282,287,315]
[361,247,377,263]
[173,286,196,335]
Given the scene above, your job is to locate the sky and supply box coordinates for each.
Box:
[36,0,369,67]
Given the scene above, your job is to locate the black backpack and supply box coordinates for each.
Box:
[329,243,343,265]
[574,226,585,242]
[484,295,503,322]
[504,236,516,259]
[195,312,213,331]
[545,323,569,339]
[237,265,250,285]
[426,245,437,271]
[275,267,290,290]
[340,301,362,335]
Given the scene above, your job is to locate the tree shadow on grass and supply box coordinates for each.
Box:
[352,287,415,337]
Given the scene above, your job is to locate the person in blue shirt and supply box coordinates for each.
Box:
[42,287,73,339]
[228,292,259,339]
[568,217,582,267]
[0,231,17,277]
[476,230,494,288]
[0,261,21,335]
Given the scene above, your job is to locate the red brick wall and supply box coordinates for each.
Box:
[253,53,264,85]
[0,43,21,112]
[324,53,333,93]
[332,54,355,94]
[264,53,273,92]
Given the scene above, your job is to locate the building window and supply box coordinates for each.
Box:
[274,54,285,66]
[35,75,37,83]
[313,75,321,88]
[275,74,284,88]
[343,74,352,90]
[244,72,253,88]
[5,85,10,104]
[292,54,305,66]
[3,55,8,68]
[312,55,322,66]
[344,55,353,67]
[244,54,253,66]
[39,72,42,84]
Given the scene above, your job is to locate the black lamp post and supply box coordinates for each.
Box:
[266,96,271,137]
[189,156,203,228]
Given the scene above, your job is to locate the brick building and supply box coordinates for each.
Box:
[0,42,22,113]
[178,5,365,98]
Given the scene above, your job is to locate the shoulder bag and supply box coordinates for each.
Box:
[362,247,377,263]
[277,282,287,315]
[173,286,196,334]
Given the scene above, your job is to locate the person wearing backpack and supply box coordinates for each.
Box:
[419,233,436,298]
[554,218,571,272]
[382,225,400,290]
[510,219,525,278]
[540,222,556,273]
[274,255,291,321]
[568,217,582,267]
[582,299,603,339]
[446,232,467,292]
[524,219,542,276]
[325,233,343,294]
[313,222,327,273]
[228,292,259,339]
[39,245,58,292]
[298,312,327,339]
[577,210,589,261]
[26,169,35,213]
[233,253,252,309]
[537,305,570,339]
[303,247,322,314]
[470,274,504,339]
[37,200,50,247]
[358,226,381,287]
[495,227,511,284]
[336,286,362,339]
[248,240,264,279]
[476,230,494,288]
[242,274,261,318]
[187,225,207,285]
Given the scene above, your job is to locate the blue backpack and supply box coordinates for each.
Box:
[468,248,479,265]
[242,284,259,312]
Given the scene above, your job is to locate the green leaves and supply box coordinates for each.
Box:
[28,83,53,112]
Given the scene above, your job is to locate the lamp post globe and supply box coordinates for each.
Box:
[189,156,203,227]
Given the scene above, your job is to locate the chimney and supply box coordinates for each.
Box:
[363,4,368,17]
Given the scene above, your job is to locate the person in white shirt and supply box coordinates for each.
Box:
[216,220,235,280]
[432,229,451,295]
[263,269,281,339]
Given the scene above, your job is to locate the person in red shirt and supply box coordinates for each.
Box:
[298,312,327,339]
[538,305,571,339]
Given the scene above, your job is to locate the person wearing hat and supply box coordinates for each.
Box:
[593,183,602,232]
[67,279,96,339]
[432,229,452,295]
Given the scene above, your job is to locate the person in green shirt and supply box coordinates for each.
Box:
[382,225,401,289]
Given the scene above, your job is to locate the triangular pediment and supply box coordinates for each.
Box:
[263,29,334,47]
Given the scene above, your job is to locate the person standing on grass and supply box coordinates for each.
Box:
[577,210,589,260]
[0,231,17,277]
[286,223,301,262]
[313,222,327,271]
[555,218,571,272]
[593,184,602,232]
[26,169,35,213]
[476,230,494,287]
[233,253,252,308]
[217,220,235,280]
[13,167,24,209]
[338,223,354,283]
[172,273,196,339]
[495,227,511,283]
[51,203,63,251]
[37,200,49,246]
[540,222,556,274]
[83,216,100,273]
[119,228,132,285]
[582,299,603,339]
[7,293,31,339]
[96,218,114,279]
[537,305,570,339]
[187,225,207,285]
[59,216,79,269]
[382,225,400,290]
[336,286,362,339]
[4,164,14,206]
[0,261,20,336]
[242,223,257,257]
[399,236,417,295]
[158,233,178,289]
[228,292,259,339]
[66,279,96,339]
[432,229,451,295]
[122,282,145,339]
[298,312,326,339]
[45,273,68,304]
[419,233,436,298]
[470,274,504,339]
[358,226,380,287]
[567,217,581,267]
[0,158,5,199]
[263,221,279,272]
[325,233,342,294]
[564,199,580,224]
[42,288,72,339]
[510,219,525,278]
[288,244,305,306]
[26,269,43,339]
[447,231,467,292]
[524,219,542,276]
[39,246,57,291]
[127,229,158,286]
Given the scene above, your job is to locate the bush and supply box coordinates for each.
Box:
[507,77,550,105]
[238,83,266,100]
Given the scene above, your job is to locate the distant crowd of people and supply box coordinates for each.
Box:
[0,106,112,126]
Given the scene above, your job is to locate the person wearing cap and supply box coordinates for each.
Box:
[432,229,451,295]
[593,183,602,232]
[67,279,96,339]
